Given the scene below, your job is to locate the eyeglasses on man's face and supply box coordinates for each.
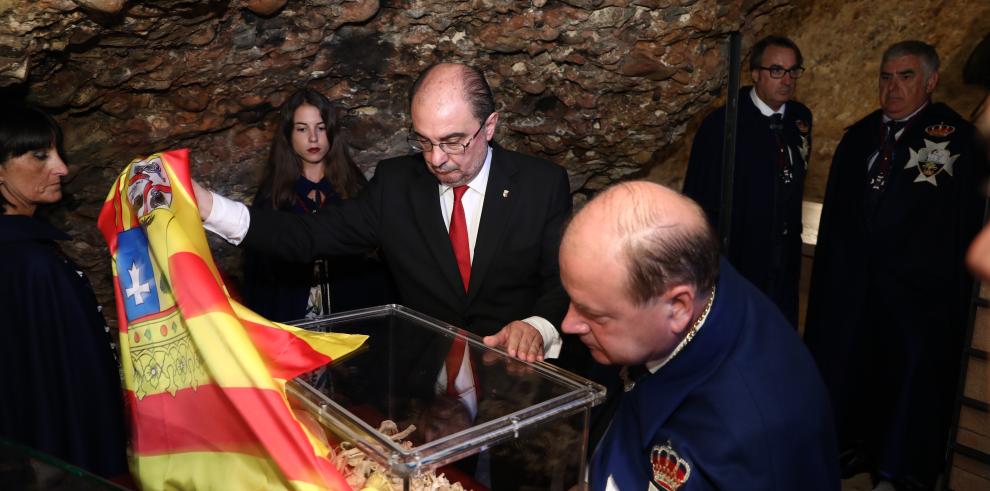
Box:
[758,65,805,79]
[407,122,486,156]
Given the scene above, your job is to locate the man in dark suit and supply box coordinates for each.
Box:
[805,40,986,489]
[683,35,812,326]
[194,63,573,397]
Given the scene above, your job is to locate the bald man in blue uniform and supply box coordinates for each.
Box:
[560,182,838,490]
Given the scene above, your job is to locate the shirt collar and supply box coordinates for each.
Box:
[882,101,928,123]
[439,144,492,197]
[750,87,786,117]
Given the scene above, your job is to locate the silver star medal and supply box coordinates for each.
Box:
[904,139,958,187]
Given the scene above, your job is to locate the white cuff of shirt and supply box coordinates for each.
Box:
[203,191,251,245]
[522,316,562,359]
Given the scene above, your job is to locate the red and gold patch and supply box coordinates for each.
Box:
[925,122,955,138]
[651,441,691,490]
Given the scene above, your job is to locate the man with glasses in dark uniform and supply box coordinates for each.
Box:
[683,35,812,327]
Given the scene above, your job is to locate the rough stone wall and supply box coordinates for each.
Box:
[0,0,799,317]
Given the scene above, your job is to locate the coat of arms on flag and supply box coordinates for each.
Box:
[98,149,367,490]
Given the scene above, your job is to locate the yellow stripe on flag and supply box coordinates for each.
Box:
[232,303,367,363]
[134,452,330,491]
[184,311,280,391]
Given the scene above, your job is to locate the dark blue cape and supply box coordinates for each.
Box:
[683,88,812,325]
[0,215,128,479]
[804,102,986,484]
[591,260,838,490]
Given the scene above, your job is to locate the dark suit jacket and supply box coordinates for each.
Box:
[241,178,393,322]
[243,145,573,391]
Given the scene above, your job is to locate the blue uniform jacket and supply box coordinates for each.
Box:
[591,260,838,490]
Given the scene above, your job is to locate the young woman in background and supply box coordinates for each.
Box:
[243,88,391,321]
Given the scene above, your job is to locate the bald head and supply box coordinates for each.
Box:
[563,181,719,305]
[408,63,499,187]
[410,63,495,125]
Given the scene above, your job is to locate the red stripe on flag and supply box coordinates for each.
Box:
[241,318,332,379]
[98,183,123,253]
[161,149,192,203]
[129,386,261,455]
[129,385,345,486]
[168,252,233,318]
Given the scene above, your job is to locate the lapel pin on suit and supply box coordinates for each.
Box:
[502,189,509,198]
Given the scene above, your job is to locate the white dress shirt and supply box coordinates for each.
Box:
[750,87,795,166]
[750,86,787,118]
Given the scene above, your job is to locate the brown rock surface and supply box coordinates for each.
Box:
[243,0,289,17]
[73,0,125,15]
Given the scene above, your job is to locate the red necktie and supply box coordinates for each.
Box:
[446,185,470,396]
[448,185,471,291]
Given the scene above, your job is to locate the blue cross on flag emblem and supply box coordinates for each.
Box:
[115,227,161,321]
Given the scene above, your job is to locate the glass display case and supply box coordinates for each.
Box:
[287,305,606,491]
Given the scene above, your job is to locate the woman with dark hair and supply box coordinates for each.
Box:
[243,88,391,321]
[0,103,129,481]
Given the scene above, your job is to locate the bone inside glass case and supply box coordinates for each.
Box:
[287,305,605,491]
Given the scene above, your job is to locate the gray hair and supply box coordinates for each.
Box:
[883,40,940,79]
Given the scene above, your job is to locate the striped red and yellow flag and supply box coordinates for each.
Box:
[98,149,365,491]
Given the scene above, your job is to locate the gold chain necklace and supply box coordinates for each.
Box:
[624,284,717,391]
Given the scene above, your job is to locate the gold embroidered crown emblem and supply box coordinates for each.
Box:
[925,122,955,138]
[651,442,691,490]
